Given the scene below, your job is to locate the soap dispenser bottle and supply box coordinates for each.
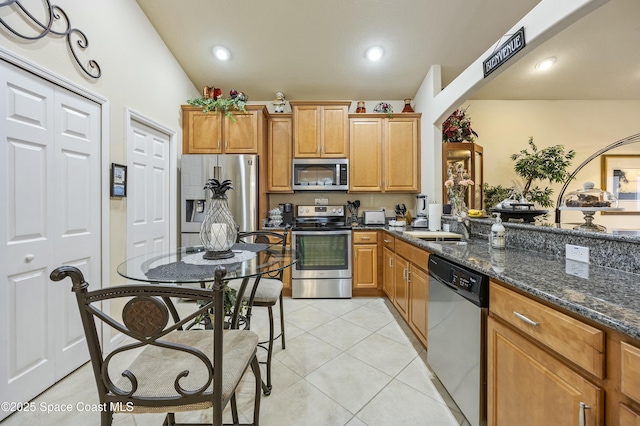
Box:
[490,213,506,249]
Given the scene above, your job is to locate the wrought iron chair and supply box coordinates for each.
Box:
[226,227,289,395]
[50,265,261,426]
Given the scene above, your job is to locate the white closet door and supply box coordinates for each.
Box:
[0,60,100,417]
[52,86,100,378]
[127,117,170,259]
[0,63,57,409]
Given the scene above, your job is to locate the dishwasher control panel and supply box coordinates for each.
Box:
[429,254,489,307]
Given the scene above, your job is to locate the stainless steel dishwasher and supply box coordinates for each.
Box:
[427,254,489,426]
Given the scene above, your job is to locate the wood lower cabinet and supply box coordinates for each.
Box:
[182,105,265,154]
[488,316,603,426]
[620,404,640,425]
[352,231,379,290]
[408,264,428,346]
[382,246,394,299]
[393,254,410,321]
[380,235,430,346]
[349,114,420,192]
[267,115,292,192]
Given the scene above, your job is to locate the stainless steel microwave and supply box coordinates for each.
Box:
[292,158,348,191]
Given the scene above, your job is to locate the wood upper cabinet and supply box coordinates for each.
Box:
[267,115,292,192]
[349,117,383,191]
[385,117,419,192]
[182,105,264,154]
[488,317,603,426]
[349,114,420,192]
[291,101,349,158]
[352,231,379,290]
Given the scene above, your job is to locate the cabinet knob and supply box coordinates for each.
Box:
[25,254,35,262]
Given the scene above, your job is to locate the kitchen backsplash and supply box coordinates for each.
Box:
[269,193,416,217]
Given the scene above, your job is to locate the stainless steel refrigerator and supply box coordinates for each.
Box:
[181,154,259,247]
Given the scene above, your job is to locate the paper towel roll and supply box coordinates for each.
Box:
[428,204,442,231]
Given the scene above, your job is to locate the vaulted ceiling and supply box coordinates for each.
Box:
[136,0,640,102]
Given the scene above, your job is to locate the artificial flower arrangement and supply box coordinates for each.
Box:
[442,106,478,142]
[444,163,474,214]
[187,87,248,121]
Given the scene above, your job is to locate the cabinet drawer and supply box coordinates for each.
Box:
[353,231,377,244]
[490,282,604,378]
[622,342,640,403]
[382,234,395,250]
[395,239,429,270]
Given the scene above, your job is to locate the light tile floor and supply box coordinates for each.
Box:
[1,297,469,426]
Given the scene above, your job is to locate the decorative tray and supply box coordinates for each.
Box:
[491,204,548,223]
[558,206,624,212]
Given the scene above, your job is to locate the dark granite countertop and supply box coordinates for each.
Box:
[383,227,640,341]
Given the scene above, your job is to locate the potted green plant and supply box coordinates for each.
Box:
[510,137,576,208]
[484,137,576,212]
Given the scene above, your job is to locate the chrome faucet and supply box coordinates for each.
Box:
[457,216,470,240]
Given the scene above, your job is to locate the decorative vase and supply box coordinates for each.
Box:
[402,99,414,113]
[200,179,237,260]
[355,101,366,113]
[451,197,466,217]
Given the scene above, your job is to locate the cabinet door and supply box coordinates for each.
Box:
[408,265,428,347]
[620,404,640,426]
[349,118,383,192]
[183,109,223,154]
[353,244,378,289]
[321,104,348,157]
[384,118,419,191]
[488,317,603,426]
[267,116,292,192]
[382,246,394,300]
[394,255,410,321]
[224,111,258,153]
[293,105,320,157]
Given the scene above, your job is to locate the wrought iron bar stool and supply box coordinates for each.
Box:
[227,227,289,395]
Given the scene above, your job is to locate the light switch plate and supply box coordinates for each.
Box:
[566,244,589,263]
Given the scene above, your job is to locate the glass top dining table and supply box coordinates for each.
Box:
[116,243,298,285]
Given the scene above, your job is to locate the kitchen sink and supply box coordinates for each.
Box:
[434,241,468,246]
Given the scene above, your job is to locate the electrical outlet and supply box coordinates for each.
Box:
[565,259,589,279]
[315,198,328,205]
[565,244,590,263]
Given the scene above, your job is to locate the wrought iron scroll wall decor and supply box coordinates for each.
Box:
[0,0,101,79]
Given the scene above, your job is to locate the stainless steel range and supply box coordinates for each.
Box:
[291,205,352,298]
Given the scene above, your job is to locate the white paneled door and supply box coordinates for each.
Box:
[127,116,171,260]
[0,60,101,420]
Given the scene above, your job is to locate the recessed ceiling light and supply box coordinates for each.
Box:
[366,46,384,61]
[213,46,230,61]
[535,57,556,71]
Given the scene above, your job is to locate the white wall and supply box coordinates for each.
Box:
[467,100,640,229]
[0,0,200,285]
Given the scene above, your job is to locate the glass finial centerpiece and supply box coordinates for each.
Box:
[200,179,237,260]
